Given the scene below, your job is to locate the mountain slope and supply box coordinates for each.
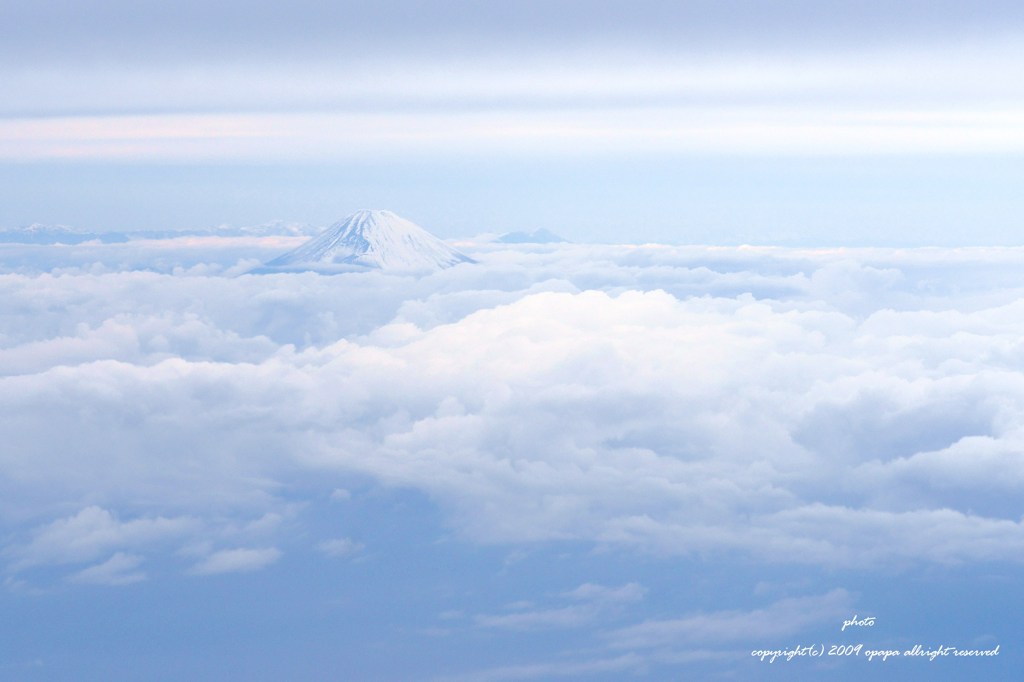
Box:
[264,210,474,272]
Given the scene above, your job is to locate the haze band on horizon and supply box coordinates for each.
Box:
[3,0,1024,245]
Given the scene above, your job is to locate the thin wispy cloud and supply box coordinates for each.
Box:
[4,4,1024,160]
[67,552,147,587]
[7,105,1024,161]
[189,547,282,576]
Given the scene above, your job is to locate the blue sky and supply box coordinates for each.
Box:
[2,3,1024,680]
[2,1,1024,243]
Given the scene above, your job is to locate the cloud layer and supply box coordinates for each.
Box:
[4,241,1024,591]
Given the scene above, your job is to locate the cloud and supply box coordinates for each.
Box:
[6,105,1024,161]
[473,582,646,631]
[329,488,352,502]
[189,547,281,576]
[317,538,363,558]
[606,589,853,649]
[67,552,146,586]
[5,6,1024,160]
[6,506,195,573]
[4,242,1024,588]
[563,582,646,604]
[473,605,600,631]
[7,1,1022,69]
[445,583,837,681]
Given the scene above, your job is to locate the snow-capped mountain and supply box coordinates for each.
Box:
[263,210,475,272]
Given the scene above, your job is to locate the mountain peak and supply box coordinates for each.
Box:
[347,209,397,223]
[264,210,474,272]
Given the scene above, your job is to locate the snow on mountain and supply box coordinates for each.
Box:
[263,210,475,272]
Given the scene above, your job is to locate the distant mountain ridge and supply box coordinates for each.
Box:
[263,210,475,272]
[0,224,121,245]
[0,222,320,245]
[495,228,568,244]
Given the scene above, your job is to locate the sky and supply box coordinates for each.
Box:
[2,1,1024,242]
[2,2,1024,680]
